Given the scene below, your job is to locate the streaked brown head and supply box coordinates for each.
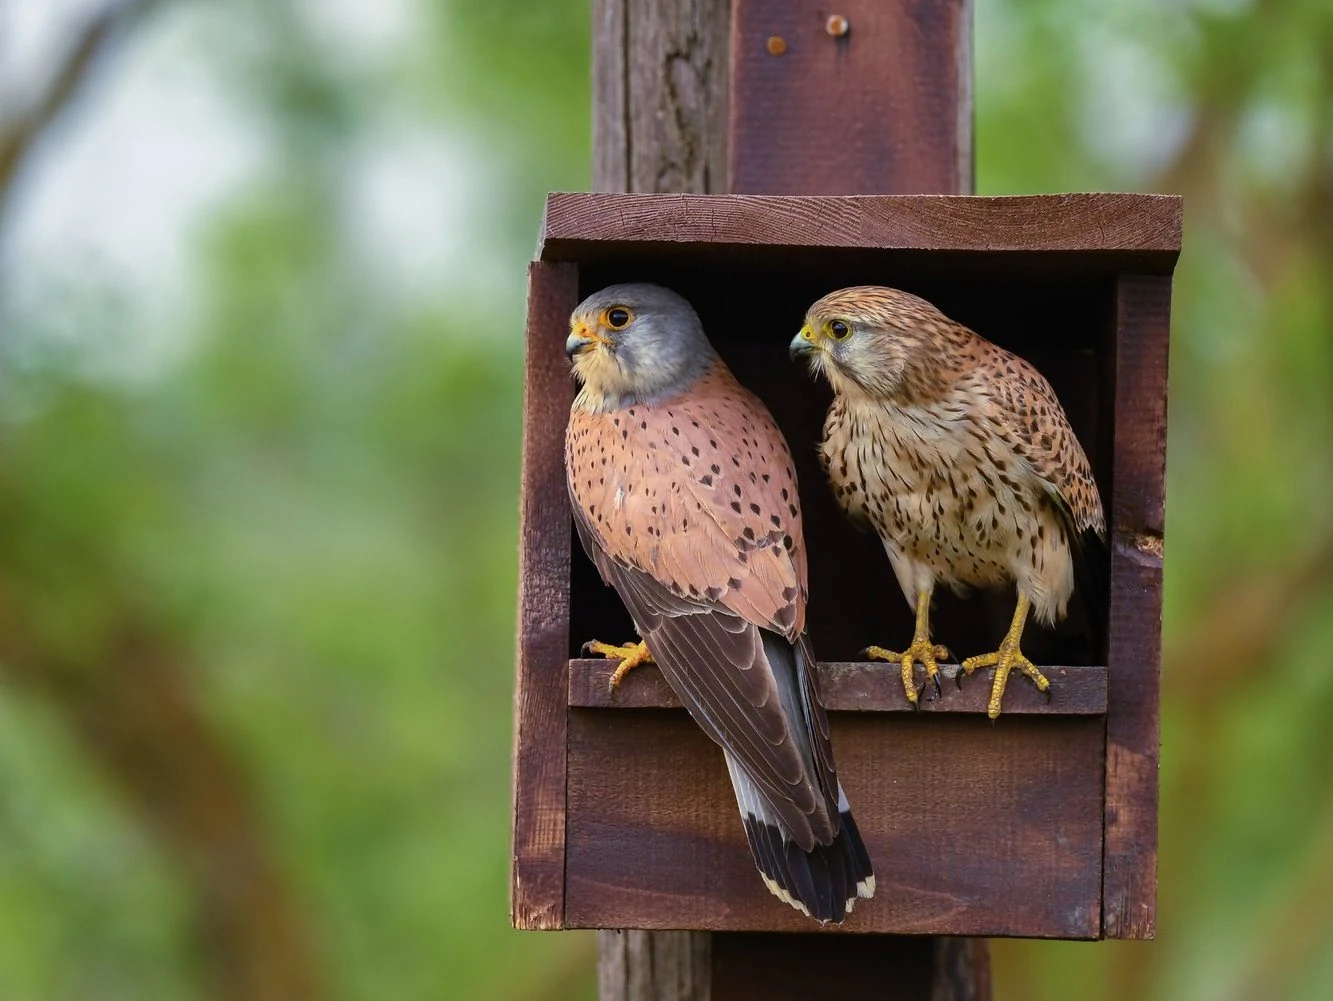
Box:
[791,286,964,400]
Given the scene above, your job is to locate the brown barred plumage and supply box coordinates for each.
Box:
[792,286,1105,717]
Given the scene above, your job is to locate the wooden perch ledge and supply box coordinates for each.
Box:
[569,659,1108,715]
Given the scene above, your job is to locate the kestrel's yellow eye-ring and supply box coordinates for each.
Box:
[603,306,634,330]
[827,319,851,340]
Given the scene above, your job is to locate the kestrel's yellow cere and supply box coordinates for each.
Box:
[791,286,1106,718]
[565,283,874,923]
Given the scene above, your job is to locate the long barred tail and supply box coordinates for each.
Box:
[724,754,875,924]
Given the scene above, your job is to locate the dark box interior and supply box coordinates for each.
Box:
[569,251,1114,670]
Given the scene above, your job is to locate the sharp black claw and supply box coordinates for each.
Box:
[954,669,965,691]
[932,673,944,699]
[1043,687,1053,704]
[858,647,874,660]
[581,640,596,656]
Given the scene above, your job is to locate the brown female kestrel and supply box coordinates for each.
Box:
[790,286,1106,719]
[565,282,874,923]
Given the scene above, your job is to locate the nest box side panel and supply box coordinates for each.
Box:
[512,261,579,930]
[1102,274,1172,940]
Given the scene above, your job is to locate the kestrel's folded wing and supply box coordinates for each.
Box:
[984,347,1105,538]
[566,371,840,850]
[984,346,1109,626]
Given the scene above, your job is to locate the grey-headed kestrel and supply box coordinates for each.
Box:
[565,283,874,923]
[790,286,1106,719]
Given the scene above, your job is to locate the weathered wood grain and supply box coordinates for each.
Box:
[1102,275,1171,940]
[565,709,1105,936]
[592,0,731,195]
[511,262,580,930]
[729,0,972,195]
[541,192,1183,268]
[598,931,711,1001]
[593,0,730,195]
[570,659,1108,715]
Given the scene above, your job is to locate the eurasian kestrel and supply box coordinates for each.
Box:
[565,283,874,922]
[791,286,1106,718]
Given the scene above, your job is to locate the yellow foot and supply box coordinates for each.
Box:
[863,640,951,708]
[582,639,654,692]
[959,642,1051,719]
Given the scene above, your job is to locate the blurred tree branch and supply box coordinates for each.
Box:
[0,587,325,1001]
[0,0,165,229]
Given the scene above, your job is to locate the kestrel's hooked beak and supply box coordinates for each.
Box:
[566,321,611,358]
[789,324,819,361]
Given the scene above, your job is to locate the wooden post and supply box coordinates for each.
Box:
[591,1,988,997]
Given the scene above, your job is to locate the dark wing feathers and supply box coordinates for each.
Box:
[790,633,841,825]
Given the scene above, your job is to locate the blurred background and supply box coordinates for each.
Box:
[0,1,1329,999]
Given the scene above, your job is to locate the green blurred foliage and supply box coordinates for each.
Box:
[0,1,1329,1000]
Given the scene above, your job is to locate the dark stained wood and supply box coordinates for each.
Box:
[570,659,1108,715]
[1101,275,1171,940]
[511,261,580,930]
[593,0,731,194]
[599,931,711,1000]
[541,192,1184,271]
[713,933,934,1000]
[729,0,972,195]
[565,709,1105,936]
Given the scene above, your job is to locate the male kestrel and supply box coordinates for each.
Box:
[790,286,1106,718]
[565,283,874,923]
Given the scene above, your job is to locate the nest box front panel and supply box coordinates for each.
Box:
[514,193,1179,939]
[565,709,1105,936]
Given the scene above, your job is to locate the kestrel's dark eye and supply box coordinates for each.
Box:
[606,307,632,329]
[829,319,851,340]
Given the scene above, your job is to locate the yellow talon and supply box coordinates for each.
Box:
[958,594,1050,718]
[862,589,948,706]
[583,639,654,691]
[864,640,950,705]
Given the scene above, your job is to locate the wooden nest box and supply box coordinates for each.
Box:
[513,192,1181,939]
